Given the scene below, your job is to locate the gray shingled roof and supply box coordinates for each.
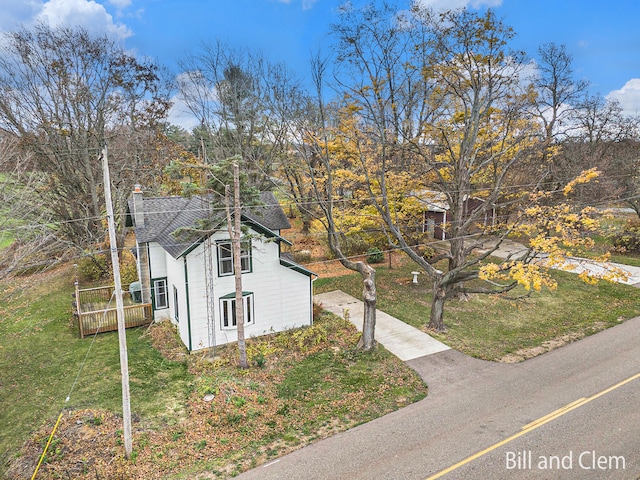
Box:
[127,191,291,259]
[244,191,291,232]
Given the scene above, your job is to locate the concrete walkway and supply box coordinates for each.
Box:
[315,290,450,361]
[481,238,640,287]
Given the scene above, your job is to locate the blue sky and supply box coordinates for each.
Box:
[2,0,640,126]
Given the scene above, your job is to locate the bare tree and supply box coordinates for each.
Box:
[0,23,171,251]
[612,138,640,217]
[532,45,640,213]
[177,42,301,191]
[282,54,378,351]
[555,96,640,205]
[0,134,61,277]
[226,162,249,368]
[532,42,590,188]
[168,155,262,367]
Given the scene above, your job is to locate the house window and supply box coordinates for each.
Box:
[173,285,179,322]
[152,278,168,310]
[217,240,251,276]
[220,292,254,329]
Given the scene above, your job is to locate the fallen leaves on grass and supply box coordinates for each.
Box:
[8,314,428,480]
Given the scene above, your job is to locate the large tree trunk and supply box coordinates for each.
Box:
[448,235,470,301]
[300,206,313,235]
[428,280,447,332]
[356,265,377,351]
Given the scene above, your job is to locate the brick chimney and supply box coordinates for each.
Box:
[132,184,145,227]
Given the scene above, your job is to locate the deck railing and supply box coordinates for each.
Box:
[75,284,152,338]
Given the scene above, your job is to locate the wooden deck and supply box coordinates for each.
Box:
[75,284,152,338]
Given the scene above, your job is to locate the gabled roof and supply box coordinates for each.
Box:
[126,191,291,259]
[279,255,316,278]
[414,190,449,213]
[412,189,489,213]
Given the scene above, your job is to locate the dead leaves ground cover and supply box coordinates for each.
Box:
[9,314,428,479]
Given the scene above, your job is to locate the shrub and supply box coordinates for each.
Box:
[246,341,280,369]
[366,247,385,264]
[611,219,640,254]
[76,249,139,284]
[312,301,324,320]
[292,249,312,264]
[119,249,139,285]
[77,253,109,282]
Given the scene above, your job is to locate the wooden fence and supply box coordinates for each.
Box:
[75,284,152,338]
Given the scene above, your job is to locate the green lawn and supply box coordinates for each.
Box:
[0,267,191,476]
[1,266,428,479]
[315,257,640,361]
[4,241,637,477]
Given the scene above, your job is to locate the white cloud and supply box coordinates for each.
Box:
[606,79,640,116]
[170,70,214,130]
[276,0,318,10]
[414,0,502,11]
[0,1,44,30]
[168,95,199,131]
[37,0,131,39]
[0,0,132,40]
[302,0,319,10]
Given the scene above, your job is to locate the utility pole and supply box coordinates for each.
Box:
[101,144,133,459]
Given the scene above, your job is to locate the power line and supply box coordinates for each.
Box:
[3,174,640,236]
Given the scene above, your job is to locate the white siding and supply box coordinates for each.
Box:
[145,227,313,352]
[239,237,312,340]
[184,242,211,351]
[165,254,187,346]
[147,242,168,278]
[185,231,312,351]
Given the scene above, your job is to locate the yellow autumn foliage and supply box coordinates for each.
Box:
[479,261,557,292]
[479,168,631,289]
[562,168,601,196]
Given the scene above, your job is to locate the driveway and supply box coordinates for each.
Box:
[480,238,640,287]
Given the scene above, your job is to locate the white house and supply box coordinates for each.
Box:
[126,186,315,352]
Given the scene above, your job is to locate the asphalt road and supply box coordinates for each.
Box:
[236,315,640,480]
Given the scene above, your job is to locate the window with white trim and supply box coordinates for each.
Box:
[220,292,254,329]
[152,278,168,310]
[217,240,251,276]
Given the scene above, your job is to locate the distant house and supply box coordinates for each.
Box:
[126,186,315,352]
[415,190,495,240]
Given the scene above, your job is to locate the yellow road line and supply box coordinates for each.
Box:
[425,371,640,480]
[520,397,587,431]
